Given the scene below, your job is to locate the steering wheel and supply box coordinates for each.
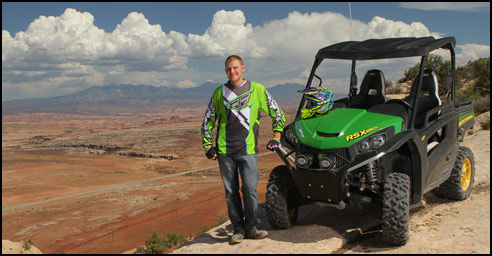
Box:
[386,99,413,110]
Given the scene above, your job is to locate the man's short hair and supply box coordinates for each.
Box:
[225,55,243,66]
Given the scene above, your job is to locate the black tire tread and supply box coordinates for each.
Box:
[382,172,410,246]
[432,146,475,200]
[265,165,297,229]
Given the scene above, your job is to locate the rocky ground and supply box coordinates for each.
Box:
[2,240,42,254]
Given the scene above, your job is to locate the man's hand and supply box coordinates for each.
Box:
[266,138,280,151]
[204,145,218,160]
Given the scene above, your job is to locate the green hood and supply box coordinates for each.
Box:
[295,108,403,149]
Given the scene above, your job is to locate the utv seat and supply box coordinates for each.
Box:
[348,69,387,109]
[405,69,441,128]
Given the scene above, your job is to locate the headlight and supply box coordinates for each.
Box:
[285,127,298,144]
[358,140,370,152]
[319,154,336,170]
[356,133,386,153]
[296,154,312,169]
[371,134,385,148]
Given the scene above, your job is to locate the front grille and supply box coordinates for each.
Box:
[297,146,350,170]
[324,148,350,168]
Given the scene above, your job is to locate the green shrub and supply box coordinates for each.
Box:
[144,214,229,253]
[144,230,189,254]
[401,57,490,113]
[398,54,451,83]
[162,232,188,249]
[481,119,490,130]
[22,240,33,251]
[145,230,166,254]
[474,95,490,115]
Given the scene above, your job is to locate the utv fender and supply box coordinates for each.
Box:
[347,129,417,172]
[457,119,475,142]
[377,130,418,154]
[346,130,422,176]
[375,130,424,205]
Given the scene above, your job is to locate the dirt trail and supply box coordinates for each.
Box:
[173,129,490,254]
[2,151,274,212]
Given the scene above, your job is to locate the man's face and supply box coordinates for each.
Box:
[225,59,245,85]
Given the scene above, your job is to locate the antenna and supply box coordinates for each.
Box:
[348,2,353,40]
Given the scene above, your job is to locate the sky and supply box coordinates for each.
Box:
[2,2,490,101]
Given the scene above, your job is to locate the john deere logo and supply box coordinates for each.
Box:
[346,126,379,142]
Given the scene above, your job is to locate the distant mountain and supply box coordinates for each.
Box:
[71,84,163,101]
[2,84,163,107]
[267,83,305,101]
[2,81,347,115]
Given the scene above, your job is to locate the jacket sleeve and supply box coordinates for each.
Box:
[201,97,217,148]
[261,86,285,133]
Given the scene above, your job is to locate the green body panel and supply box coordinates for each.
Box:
[295,108,403,149]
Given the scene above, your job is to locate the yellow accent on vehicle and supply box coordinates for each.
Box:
[345,126,379,142]
[459,115,474,127]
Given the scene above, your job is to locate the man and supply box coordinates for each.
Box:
[201,55,285,244]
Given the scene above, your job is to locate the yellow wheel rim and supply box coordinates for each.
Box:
[461,158,472,191]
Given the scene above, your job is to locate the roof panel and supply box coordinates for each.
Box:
[315,37,455,60]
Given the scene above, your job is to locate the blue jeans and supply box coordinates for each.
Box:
[218,154,260,232]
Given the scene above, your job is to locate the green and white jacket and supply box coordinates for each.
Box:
[201,80,285,157]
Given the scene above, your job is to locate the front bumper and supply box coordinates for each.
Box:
[277,145,384,203]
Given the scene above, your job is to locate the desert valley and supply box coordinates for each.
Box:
[2,85,489,254]
[2,102,298,253]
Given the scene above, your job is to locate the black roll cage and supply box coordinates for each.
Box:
[296,36,457,129]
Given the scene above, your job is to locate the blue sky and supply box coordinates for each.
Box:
[2,2,490,101]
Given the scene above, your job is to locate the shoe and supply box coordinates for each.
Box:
[229,230,245,244]
[245,228,268,239]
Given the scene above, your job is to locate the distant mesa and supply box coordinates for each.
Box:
[2,82,307,115]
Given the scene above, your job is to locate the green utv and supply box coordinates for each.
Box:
[265,37,476,245]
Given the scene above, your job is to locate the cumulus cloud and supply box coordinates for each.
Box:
[247,11,439,87]
[2,8,490,101]
[2,8,191,100]
[186,10,265,58]
[2,8,188,80]
[252,11,353,65]
[106,12,187,71]
[456,44,491,65]
[364,16,439,38]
